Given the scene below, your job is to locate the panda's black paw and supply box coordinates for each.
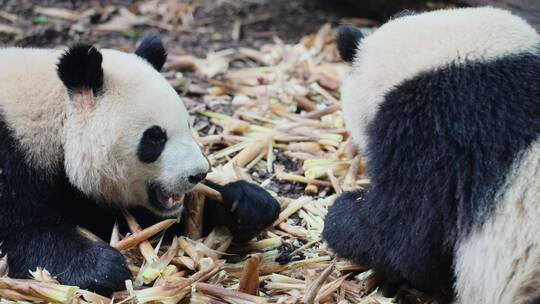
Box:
[323,189,370,262]
[219,180,280,243]
[59,242,131,296]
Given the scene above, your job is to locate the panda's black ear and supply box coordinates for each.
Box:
[135,36,167,71]
[336,25,364,63]
[57,44,104,96]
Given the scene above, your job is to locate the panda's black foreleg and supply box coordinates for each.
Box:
[2,225,131,295]
[202,180,280,243]
[324,188,454,296]
[323,189,409,294]
[323,189,374,264]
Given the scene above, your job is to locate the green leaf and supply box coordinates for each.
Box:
[33,15,48,24]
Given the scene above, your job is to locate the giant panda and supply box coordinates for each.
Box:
[0,37,280,295]
[323,7,540,303]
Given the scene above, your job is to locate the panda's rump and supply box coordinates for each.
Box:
[454,140,540,304]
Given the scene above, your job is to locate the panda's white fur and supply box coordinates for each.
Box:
[0,47,209,214]
[323,6,540,304]
[342,6,539,150]
[454,139,540,304]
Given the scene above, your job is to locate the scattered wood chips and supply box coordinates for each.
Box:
[0,23,435,304]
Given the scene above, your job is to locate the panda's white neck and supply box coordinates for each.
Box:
[0,48,68,174]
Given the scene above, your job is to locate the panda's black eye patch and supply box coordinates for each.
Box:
[138,126,167,163]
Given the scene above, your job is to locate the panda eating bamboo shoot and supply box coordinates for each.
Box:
[0,36,279,295]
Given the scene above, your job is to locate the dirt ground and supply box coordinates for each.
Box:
[0,0,460,54]
[2,0,537,54]
[0,0,363,55]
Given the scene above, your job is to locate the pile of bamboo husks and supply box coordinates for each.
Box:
[0,24,434,304]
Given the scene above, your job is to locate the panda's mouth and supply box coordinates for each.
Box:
[147,184,185,214]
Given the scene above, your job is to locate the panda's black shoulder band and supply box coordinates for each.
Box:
[336,25,364,63]
[57,44,104,96]
[135,36,167,71]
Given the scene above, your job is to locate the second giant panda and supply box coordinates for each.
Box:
[323,7,540,303]
[0,37,280,295]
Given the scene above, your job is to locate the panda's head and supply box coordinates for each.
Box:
[337,7,539,150]
[57,36,209,216]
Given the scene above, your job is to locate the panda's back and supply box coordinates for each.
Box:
[0,48,62,83]
[369,50,540,237]
[0,48,65,107]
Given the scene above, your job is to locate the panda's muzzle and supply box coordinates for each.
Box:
[147,183,185,214]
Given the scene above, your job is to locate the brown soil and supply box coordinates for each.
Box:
[0,0,362,56]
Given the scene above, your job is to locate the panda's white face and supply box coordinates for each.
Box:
[61,46,209,216]
[338,7,539,151]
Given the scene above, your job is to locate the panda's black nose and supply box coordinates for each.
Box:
[188,172,207,184]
